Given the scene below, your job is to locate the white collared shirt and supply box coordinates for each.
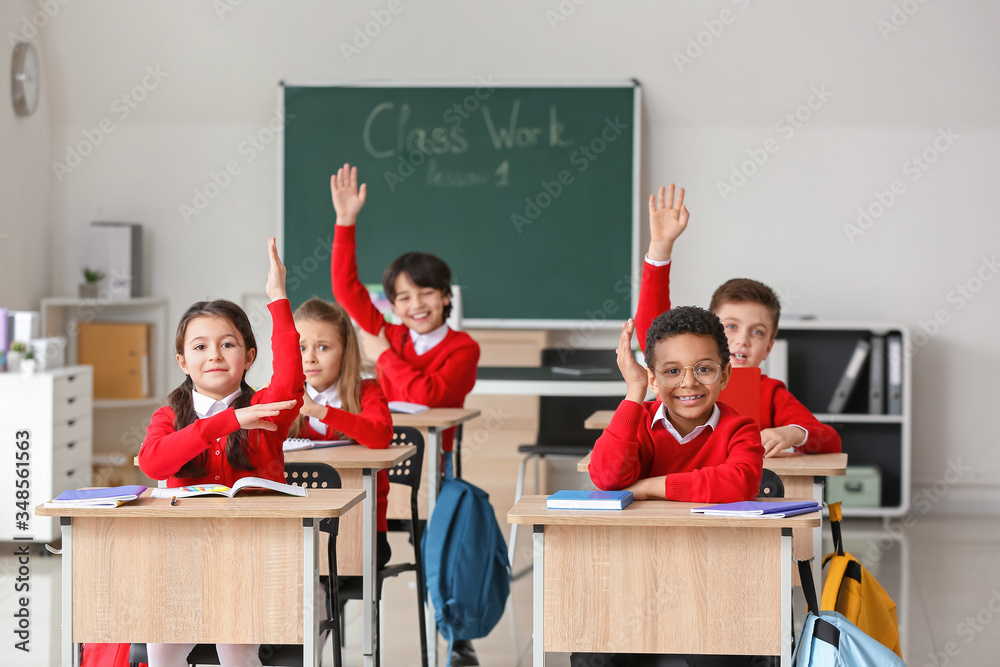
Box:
[192,388,243,420]
[651,403,721,445]
[306,383,342,436]
[409,323,449,356]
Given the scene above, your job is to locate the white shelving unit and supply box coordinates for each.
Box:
[40,297,170,406]
[777,321,912,519]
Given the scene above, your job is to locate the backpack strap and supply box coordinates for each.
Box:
[829,501,845,556]
[797,558,819,615]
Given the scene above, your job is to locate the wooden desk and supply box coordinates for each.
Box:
[508,496,819,665]
[285,445,413,667]
[37,489,364,667]
[473,366,627,396]
[388,407,479,667]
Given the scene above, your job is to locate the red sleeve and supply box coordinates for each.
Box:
[635,260,672,352]
[663,416,763,503]
[320,380,393,449]
[251,298,305,432]
[331,225,387,335]
[138,406,240,480]
[769,383,843,454]
[377,336,480,407]
[589,400,653,490]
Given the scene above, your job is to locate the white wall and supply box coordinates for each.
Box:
[28,1,1000,504]
[0,0,53,309]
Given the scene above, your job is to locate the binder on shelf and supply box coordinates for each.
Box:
[77,321,150,399]
[827,339,871,414]
[887,334,903,415]
[868,335,885,415]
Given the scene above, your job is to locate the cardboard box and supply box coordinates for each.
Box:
[77,322,150,398]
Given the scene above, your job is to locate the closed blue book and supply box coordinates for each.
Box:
[691,500,820,518]
[47,485,148,508]
[546,489,633,510]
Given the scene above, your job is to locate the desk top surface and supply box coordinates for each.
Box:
[35,488,365,519]
[477,366,622,382]
[284,444,416,468]
[584,409,616,429]
[390,407,481,428]
[508,495,821,528]
[576,451,847,476]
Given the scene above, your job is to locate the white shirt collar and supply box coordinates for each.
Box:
[192,387,242,420]
[651,403,721,445]
[306,383,341,436]
[409,323,449,356]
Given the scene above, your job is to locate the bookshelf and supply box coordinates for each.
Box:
[775,320,911,518]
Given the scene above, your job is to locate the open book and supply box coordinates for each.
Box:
[150,476,306,499]
[282,438,352,452]
[44,485,148,509]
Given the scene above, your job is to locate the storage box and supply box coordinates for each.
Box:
[29,336,67,371]
[77,322,150,398]
[826,465,882,508]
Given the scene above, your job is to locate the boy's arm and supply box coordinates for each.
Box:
[138,407,240,480]
[635,184,687,351]
[658,418,764,503]
[589,400,652,490]
[634,260,672,353]
[318,380,393,449]
[376,338,480,406]
[769,384,843,454]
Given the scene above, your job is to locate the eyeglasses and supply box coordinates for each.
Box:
[654,360,722,387]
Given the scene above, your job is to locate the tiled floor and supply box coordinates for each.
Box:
[3,513,999,666]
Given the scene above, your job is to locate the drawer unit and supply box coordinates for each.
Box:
[0,366,94,542]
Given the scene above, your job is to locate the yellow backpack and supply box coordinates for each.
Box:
[821,502,903,659]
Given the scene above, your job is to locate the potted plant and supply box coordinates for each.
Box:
[80,267,105,298]
[7,341,26,372]
[20,348,37,374]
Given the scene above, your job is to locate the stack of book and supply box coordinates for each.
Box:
[44,485,147,509]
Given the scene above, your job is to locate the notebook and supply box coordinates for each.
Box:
[718,366,761,426]
[388,401,430,414]
[691,500,820,518]
[282,438,353,452]
[44,485,148,509]
[546,489,633,510]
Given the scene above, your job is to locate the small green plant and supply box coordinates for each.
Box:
[9,342,26,353]
[83,267,105,283]
[23,349,34,360]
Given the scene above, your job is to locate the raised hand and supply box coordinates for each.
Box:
[648,184,689,262]
[617,319,648,403]
[265,237,287,302]
[235,400,298,431]
[330,162,367,224]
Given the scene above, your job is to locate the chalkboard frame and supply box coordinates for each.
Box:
[277,80,641,330]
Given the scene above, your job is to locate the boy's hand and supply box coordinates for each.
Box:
[761,426,805,457]
[624,476,666,501]
[648,184,689,262]
[617,319,648,403]
[330,162,367,225]
[265,237,287,302]
[235,400,298,431]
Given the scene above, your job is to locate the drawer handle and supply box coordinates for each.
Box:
[845,483,863,492]
[66,469,75,477]
[67,397,76,404]
[66,442,76,449]
[67,420,76,427]
[67,375,76,382]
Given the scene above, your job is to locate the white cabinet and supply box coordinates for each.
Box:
[0,367,93,542]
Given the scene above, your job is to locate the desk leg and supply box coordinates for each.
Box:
[363,468,378,667]
[425,427,441,667]
[533,525,545,667]
[781,528,792,666]
[304,519,319,667]
[812,477,824,592]
[60,517,78,667]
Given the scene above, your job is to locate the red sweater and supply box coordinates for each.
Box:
[634,260,841,454]
[302,379,393,531]
[332,225,480,452]
[139,299,305,486]
[590,401,763,502]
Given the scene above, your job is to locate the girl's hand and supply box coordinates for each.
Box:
[361,327,391,359]
[617,319,648,403]
[331,163,367,225]
[265,237,287,302]
[299,391,325,420]
[648,184,689,262]
[235,400,297,431]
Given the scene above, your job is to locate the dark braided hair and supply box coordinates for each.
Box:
[644,306,730,370]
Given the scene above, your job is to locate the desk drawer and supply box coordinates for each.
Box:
[53,442,93,489]
[53,393,92,421]
[53,415,92,449]
[53,370,93,403]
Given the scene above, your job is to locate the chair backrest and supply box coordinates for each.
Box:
[758,468,784,498]
[388,426,425,490]
[285,462,343,490]
[537,347,622,445]
[446,284,463,331]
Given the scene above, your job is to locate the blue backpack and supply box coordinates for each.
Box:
[421,465,510,661]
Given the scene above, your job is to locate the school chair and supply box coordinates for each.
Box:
[759,468,785,498]
[127,463,345,667]
[337,426,428,667]
[507,347,620,577]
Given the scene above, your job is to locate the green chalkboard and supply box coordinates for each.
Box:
[281,82,638,326]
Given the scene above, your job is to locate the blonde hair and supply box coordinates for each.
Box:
[290,298,364,438]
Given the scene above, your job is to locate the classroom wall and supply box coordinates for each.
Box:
[24,0,1000,509]
[0,0,53,310]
